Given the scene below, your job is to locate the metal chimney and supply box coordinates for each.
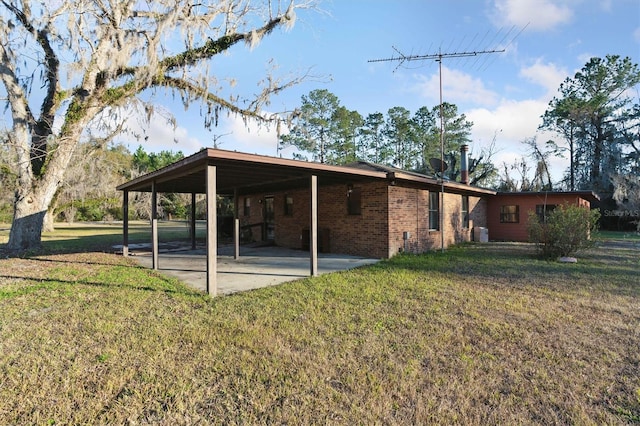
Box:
[460,144,469,184]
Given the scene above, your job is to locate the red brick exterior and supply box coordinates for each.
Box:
[487,193,592,242]
[387,186,486,255]
[240,181,490,259]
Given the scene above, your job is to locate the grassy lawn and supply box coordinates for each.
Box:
[0,220,207,251]
[0,224,638,424]
[597,229,640,242]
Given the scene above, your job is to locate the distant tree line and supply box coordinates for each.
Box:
[279,89,499,187]
[541,55,640,193]
[540,55,640,230]
[0,142,189,224]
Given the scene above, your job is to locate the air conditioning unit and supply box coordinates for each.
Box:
[473,227,489,243]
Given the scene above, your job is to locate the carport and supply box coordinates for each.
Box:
[116,148,387,296]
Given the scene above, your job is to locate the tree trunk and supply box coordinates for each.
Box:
[43,209,55,233]
[7,190,48,251]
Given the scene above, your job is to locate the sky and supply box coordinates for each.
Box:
[115,0,640,183]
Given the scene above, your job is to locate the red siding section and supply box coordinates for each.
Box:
[487,193,591,242]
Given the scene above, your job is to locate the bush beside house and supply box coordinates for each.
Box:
[527,203,600,259]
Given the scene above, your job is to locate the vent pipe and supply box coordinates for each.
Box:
[460,144,469,185]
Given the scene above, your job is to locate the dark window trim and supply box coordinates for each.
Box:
[500,205,519,223]
[461,195,470,229]
[347,187,362,215]
[535,204,556,223]
[429,191,440,230]
[243,197,251,217]
[284,195,294,216]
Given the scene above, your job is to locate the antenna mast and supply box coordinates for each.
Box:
[369,47,504,252]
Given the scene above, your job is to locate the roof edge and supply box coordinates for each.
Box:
[495,190,601,203]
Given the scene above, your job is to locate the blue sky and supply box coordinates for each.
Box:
[119,0,640,182]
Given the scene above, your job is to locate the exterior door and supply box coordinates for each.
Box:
[263,196,275,242]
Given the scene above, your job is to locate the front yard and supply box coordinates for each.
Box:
[0,224,638,424]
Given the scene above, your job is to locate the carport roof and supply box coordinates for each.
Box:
[116,148,497,196]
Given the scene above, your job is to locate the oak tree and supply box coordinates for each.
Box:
[0,0,311,251]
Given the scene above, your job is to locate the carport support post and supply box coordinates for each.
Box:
[233,188,240,260]
[206,165,217,296]
[310,174,318,277]
[151,181,158,270]
[190,192,197,250]
[234,219,240,260]
[122,190,129,257]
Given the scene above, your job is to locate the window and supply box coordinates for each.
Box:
[535,204,556,223]
[429,191,440,230]
[461,195,469,229]
[347,186,362,215]
[243,197,251,217]
[284,195,294,216]
[500,205,519,223]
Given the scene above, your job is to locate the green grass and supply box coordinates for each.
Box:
[596,229,640,242]
[0,220,207,252]
[0,225,638,424]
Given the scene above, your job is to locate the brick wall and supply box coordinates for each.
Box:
[240,182,490,258]
[388,187,487,255]
[318,181,389,258]
[239,181,390,259]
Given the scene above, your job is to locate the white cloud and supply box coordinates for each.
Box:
[466,98,569,181]
[634,27,640,43]
[599,0,613,12]
[218,115,282,156]
[576,52,596,66]
[519,59,568,97]
[491,0,574,31]
[413,66,500,107]
[108,105,204,154]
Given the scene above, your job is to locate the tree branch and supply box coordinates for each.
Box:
[154,75,270,123]
[159,5,294,71]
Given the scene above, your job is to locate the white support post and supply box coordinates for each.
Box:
[206,165,217,296]
[234,219,240,260]
[151,181,158,270]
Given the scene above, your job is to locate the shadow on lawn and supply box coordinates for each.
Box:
[0,254,201,297]
[0,270,199,297]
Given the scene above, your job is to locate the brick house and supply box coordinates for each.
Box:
[117,148,599,294]
[235,165,493,259]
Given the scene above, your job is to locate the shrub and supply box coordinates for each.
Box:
[527,203,600,259]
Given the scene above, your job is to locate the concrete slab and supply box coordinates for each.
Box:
[130,244,380,295]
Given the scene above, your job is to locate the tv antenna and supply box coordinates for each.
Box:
[369,46,505,252]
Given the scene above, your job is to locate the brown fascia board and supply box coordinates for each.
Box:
[117,148,388,192]
[388,171,497,196]
[204,148,387,179]
[116,149,209,191]
[495,191,601,204]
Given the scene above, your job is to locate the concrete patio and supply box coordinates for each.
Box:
[129,244,380,295]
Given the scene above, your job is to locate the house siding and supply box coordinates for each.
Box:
[487,193,592,242]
